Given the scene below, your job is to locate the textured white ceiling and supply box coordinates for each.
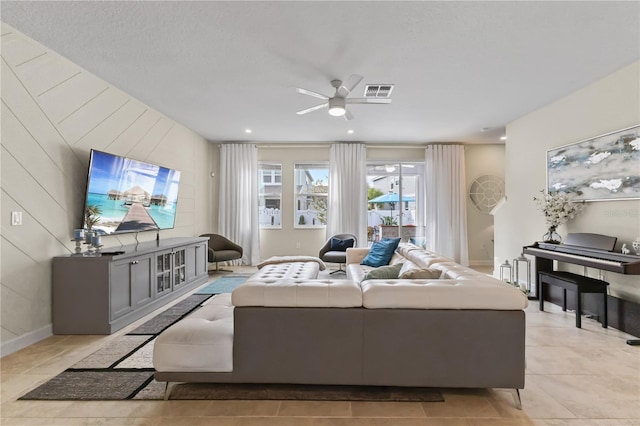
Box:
[2,1,639,144]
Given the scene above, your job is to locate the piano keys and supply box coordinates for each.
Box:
[523,244,640,274]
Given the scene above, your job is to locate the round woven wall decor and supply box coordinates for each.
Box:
[469,175,504,214]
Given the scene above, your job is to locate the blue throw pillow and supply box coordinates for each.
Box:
[330,237,355,252]
[361,237,401,267]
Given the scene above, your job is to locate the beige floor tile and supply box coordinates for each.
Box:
[0,373,52,403]
[485,389,529,419]
[557,398,640,419]
[232,417,314,426]
[526,326,629,348]
[530,373,639,402]
[157,416,241,426]
[350,401,426,417]
[531,420,640,425]
[52,401,150,418]
[312,419,468,426]
[517,381,576,419]
[203,400,281,416]
[277,400,351,417]
[0,419,89,425]
[464,419,536,426]
[528,374,640,418]
[421,393,500,418]
[149,400,214,417]
[0,400,75,419]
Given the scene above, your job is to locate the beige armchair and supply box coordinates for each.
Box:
[200,233,243,272]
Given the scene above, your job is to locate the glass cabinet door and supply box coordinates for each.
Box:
[173,249,186,287]
[156,252,173,294]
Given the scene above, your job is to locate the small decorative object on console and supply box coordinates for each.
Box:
[633,237,640,255]
[72,229,84,254]
[621,244,630,255]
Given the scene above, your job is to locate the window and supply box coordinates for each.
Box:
[258,163,282,228]
[294,163,328,228]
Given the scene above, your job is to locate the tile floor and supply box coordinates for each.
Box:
[1,265,639,425]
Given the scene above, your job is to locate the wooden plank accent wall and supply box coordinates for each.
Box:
[0,23,214,355]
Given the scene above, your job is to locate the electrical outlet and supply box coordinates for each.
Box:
[11,211,22,226]
[296,242,301,249]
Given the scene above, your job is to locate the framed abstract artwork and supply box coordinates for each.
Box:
[547,124,640,201]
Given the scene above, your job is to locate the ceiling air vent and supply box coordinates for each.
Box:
[364,84,394,98]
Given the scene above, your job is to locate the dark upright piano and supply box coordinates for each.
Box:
[523,233,640,276]
[523,233,640,344]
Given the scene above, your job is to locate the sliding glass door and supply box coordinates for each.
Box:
[366,162,425,245]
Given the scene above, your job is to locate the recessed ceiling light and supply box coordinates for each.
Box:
[245,129,252,134]
[347,130,354,134]
[500,136,507,141]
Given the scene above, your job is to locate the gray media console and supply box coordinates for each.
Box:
[53,237,210,334]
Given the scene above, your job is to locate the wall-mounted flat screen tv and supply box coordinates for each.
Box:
[82,150,181,235]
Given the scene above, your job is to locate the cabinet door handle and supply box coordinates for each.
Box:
[131,260,139,265]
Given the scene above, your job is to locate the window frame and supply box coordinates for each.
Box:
[293,162,329,229]
[258,162,282,229]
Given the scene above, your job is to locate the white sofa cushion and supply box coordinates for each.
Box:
[361,278,529,310]
[346,263,373,282]
[232,279,362,308]
[251,261,320,281]
[153,300,234,373]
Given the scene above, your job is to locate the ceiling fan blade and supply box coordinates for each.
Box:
[296,87,329,100]
[337,74,363,97]
[343,109,354,121]
[296,103,328,115]
[346,98,392,104]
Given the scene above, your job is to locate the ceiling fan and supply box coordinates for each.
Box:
[295,74,392,120]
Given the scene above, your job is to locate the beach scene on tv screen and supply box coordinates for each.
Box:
[85,151,180,235]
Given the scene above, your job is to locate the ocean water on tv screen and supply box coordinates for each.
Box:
[86,193,177,234]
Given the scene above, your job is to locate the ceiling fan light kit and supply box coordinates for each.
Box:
[328,98,346,116]
[296,74,392,120]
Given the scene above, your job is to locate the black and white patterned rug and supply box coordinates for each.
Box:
[20,294,212,400]
[20,283,443,402]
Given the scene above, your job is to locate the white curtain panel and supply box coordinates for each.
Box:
[425,144,469,266]
[218,143,260,265]
[327,143,368,246]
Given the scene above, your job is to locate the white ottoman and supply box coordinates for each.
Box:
[153,294,234,373]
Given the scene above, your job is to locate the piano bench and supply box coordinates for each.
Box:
[538,271,609,329]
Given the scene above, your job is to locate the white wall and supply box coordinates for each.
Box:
[0,24,213,355]
[258,146,330,259]
[465,145,505,266]
[496,61,640,303]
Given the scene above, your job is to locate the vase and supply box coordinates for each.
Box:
[542,227,562,244]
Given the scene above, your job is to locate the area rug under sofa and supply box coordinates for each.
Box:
[19,274,443,402]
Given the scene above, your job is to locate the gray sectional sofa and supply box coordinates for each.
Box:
[153,244,528,407]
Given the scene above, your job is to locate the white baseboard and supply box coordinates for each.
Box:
[1,324,52,357]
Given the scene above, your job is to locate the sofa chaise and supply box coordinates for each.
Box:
[153,245,528,407]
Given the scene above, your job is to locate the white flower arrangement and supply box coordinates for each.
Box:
[533,189,585,229]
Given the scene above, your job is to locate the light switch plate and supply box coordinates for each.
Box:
[11,211,22,226]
